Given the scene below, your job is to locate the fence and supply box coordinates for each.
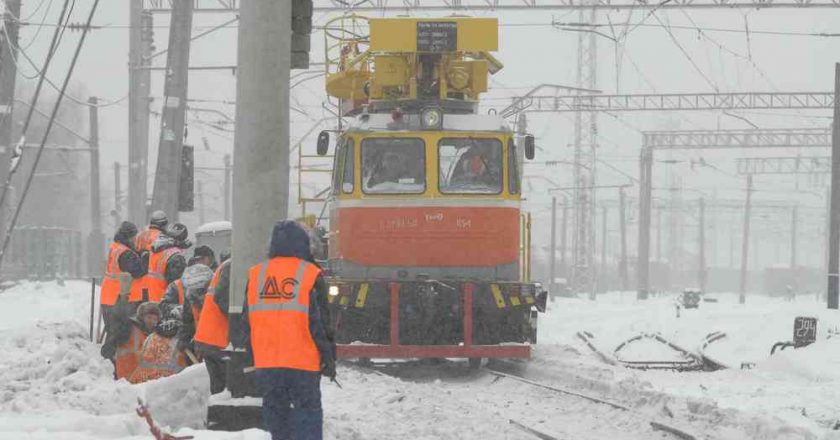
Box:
[3,226,83,280]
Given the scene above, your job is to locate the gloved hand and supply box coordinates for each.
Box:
[176,337,193,352]
[320,358,336,380]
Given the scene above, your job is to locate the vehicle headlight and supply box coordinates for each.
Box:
[328,285,340,297]
[420,107,443,130]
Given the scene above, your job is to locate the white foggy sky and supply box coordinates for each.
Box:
[8,2,840,267]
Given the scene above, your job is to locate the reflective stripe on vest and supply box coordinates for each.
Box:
[249,261,309,313]
[194,260,230,349]
[144,247,182,302]
[247,257,321,371]
[101,243,128,305]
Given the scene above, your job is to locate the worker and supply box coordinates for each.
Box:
[193,245,217,270]
[241,220,336,440]
[143,223,190,302]
[128,309,188,384]
[101,302,161,380]
[194,258,231,394]
[136,210,168,253]
[100,221,147,329]
[175,263,215,354]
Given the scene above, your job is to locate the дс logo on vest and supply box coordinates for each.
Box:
[261,276,298,301]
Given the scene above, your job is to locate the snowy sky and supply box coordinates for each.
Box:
[9,1,840,269]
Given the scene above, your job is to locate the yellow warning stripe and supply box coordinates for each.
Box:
[490,284,506,308]
[355,283,369,308]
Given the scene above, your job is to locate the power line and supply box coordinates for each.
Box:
[0,0,101,269]
[651,12,719,92]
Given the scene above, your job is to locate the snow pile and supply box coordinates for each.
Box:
[537,291,840,438]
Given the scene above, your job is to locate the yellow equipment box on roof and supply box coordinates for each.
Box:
[324,16,503,112]
[369,17,498,53]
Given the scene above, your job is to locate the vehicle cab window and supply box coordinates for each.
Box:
[508,138,520,195]
[341,138,355,193]
[438,138,502,194]
[361,138,426,194]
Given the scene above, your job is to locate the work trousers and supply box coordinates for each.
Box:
[254,368,322,440]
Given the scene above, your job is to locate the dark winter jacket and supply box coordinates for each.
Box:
[100,311,154,360]
[151,235,189,285]
[176,291,203,352]
[240,221,335,370]
[113,228,147,279]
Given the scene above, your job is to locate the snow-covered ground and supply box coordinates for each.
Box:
[1,281,839,439]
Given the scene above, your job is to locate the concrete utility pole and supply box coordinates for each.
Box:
[636,147,653,299]
[229,0,292,335]
[0,0,21,242]
[549,197,557,291]
[197,180,205,224]
[560,202,568,277]
[113,162,122,223]
[128,2,153,224]
[619,187,629,291]
[828,63,840,310]
[698,197,706,292]
[600,206,607,294]
[739,175,753,304]
[791,205,798,269]
[224,154,231,221]
[150,1,193,219]
[87,98,104,275]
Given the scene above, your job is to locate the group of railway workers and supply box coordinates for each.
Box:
[99,212,335,440]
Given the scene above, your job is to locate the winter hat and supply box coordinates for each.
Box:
[193,245,215,261]
[150,210,168,228]
[156,319,181,338]
[268,220,312,260]
[118,221,138,239]
[136,302,161,319]
[182,263,214,290]
[166,223,189,242]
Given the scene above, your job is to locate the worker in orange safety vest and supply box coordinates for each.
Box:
[241,220,335,440]
[141,223,190,302]
[135,210,168,253]
[128,315,188,384]
[100,221,147,330]
[102,302,160,380]
[194,258,231,394]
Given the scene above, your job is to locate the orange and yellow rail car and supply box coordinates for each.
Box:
[317,16,546,361]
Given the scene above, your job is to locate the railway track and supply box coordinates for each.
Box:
[340,359,699,440]
[484,363,698,440]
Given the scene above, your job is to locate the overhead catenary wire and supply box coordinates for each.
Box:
[0,0,72,212]
[0,0,101,270]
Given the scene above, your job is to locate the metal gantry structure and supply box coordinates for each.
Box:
[142,0,840,12]
[736,156,831,175]
[637,127,831,300]
[136,0,840,305]
[507,92,834,114]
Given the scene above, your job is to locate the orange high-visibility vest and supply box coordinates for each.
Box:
[135,228,161,253]
[127,333,187,384]
[174,279,185,304]
[247,257,321,371]
[101,242,142,306]
[115,324,148,380]
[195,260,230,349]
[144,247,183,302]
